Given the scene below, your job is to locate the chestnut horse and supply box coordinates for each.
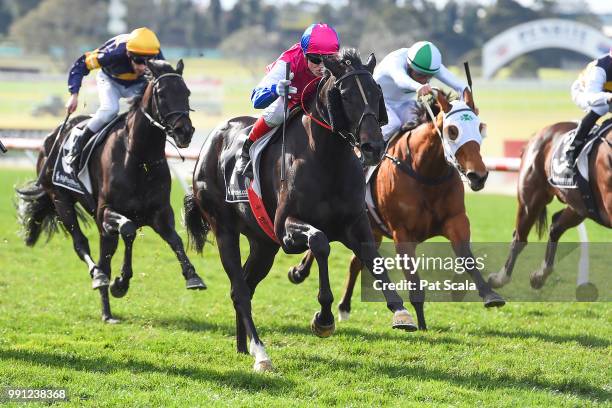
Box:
[488,120,611,290]
[288,90,506,330]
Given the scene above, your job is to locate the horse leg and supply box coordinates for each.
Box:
[151,206,206,290]
[283,216,335,338]
[217,229,271,372]
[531,207,584,289]
[235,237,279,354]
[341,213,412,331]
[97,233,120,323]
[444,214,505,308]
[52,196,107,288]
[287,250,315,284]
[489,180,552,288]
[393,236,426,330]
[337,230,382,322]
[101,208,137,299]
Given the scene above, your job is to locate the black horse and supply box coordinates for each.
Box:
[185,49,416,372]
[17,60,205,323]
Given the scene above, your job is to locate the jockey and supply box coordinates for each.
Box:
[64,27,164,169]
[235,23,340,177]
[568,49,612,167]
[374,41,469,142]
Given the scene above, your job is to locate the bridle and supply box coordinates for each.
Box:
[302,63,384,157]
[140,73,192,139]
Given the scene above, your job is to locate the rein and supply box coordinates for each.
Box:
[301,66,380,159]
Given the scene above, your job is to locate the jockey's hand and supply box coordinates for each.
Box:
[276,73,297,98]
[417,84,433,97]
[66,93,78,114]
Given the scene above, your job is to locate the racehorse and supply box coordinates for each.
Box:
[16,60,205,323]
[488,120,611,290]
[288,90,506,330]
[184,49,416,372]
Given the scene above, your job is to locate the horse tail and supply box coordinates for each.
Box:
[183,193,209,254]
[15,181,58,246]
[534,206,548,240]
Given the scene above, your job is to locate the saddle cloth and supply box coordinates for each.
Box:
[52,114,125,194]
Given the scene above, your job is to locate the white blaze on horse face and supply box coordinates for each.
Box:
[441,101,483,164]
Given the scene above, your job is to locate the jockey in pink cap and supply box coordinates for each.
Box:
[236,23,340,177]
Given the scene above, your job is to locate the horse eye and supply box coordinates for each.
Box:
[446,125,459,141]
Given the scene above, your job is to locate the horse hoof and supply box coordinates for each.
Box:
[91,268,109,289]
[338,309,350,322]
[530,266,552,289]
[310,312,335,338]
[392,309,417,332]
[483,291,505,308]
[287,267,305,284]
[186,276,207,290]
[110,278,128,298]
[253,359,273,373]
[103,316,120,324]
[576,282,598,302]
[488,272,511,289]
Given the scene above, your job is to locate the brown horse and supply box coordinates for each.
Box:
[16,60,205,323]
[488,120,611,290]
[288,90,506,330]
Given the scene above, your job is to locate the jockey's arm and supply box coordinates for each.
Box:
[387,63,422,94]
[67,46,125,95]
[250,60,288,109]
[436,64,468,100]
[582,65,611,107]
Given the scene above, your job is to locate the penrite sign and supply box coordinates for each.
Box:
[482,18,612,79]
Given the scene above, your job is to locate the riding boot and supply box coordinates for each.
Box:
[236,138,254,177]
[66,126,95,174]
[565,110,600,168]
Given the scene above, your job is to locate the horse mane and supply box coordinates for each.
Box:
[412,89,457,126]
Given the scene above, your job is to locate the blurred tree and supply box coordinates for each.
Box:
[0,0,43,35]
[9,0,107,69]
[219,25,281,77]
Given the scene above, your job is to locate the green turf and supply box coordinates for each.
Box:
[0,168,609,407]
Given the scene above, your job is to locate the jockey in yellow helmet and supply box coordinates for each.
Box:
[64,27,164,169]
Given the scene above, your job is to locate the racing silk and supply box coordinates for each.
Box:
[67,34,164,94]
[251,43,318,109]
[572,54,612,107]
[374,48,467,104]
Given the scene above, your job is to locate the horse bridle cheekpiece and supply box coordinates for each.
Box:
[141,73,191,138]
[326,66,388,148]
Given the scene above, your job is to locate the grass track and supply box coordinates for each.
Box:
[0,168,610,406]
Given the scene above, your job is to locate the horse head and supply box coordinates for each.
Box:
[145,59,195,148]
[321,49,388,166]
[435,89,488,191]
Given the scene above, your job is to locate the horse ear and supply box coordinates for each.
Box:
[322,55,343,78]
[176,59,184,76]
[327,87,349,132]
[436,91,452,113]
[464,87,475,111]
[146,59,159,77]
[377,85,388,125]
[366,53,376,74]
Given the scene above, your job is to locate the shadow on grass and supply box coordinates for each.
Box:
[436,325,610,349]
[0,347,292,395]
[153,316,236,337]
[302,354,610,402]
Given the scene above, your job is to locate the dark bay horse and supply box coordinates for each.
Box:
[488,120,611,290]
[185,49,415,372]
[17,60,205,323]
[288,90,506,330]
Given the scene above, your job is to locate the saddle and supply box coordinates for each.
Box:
[52,114,126,195]
[549,119,612,223]
[221,107,303,242]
